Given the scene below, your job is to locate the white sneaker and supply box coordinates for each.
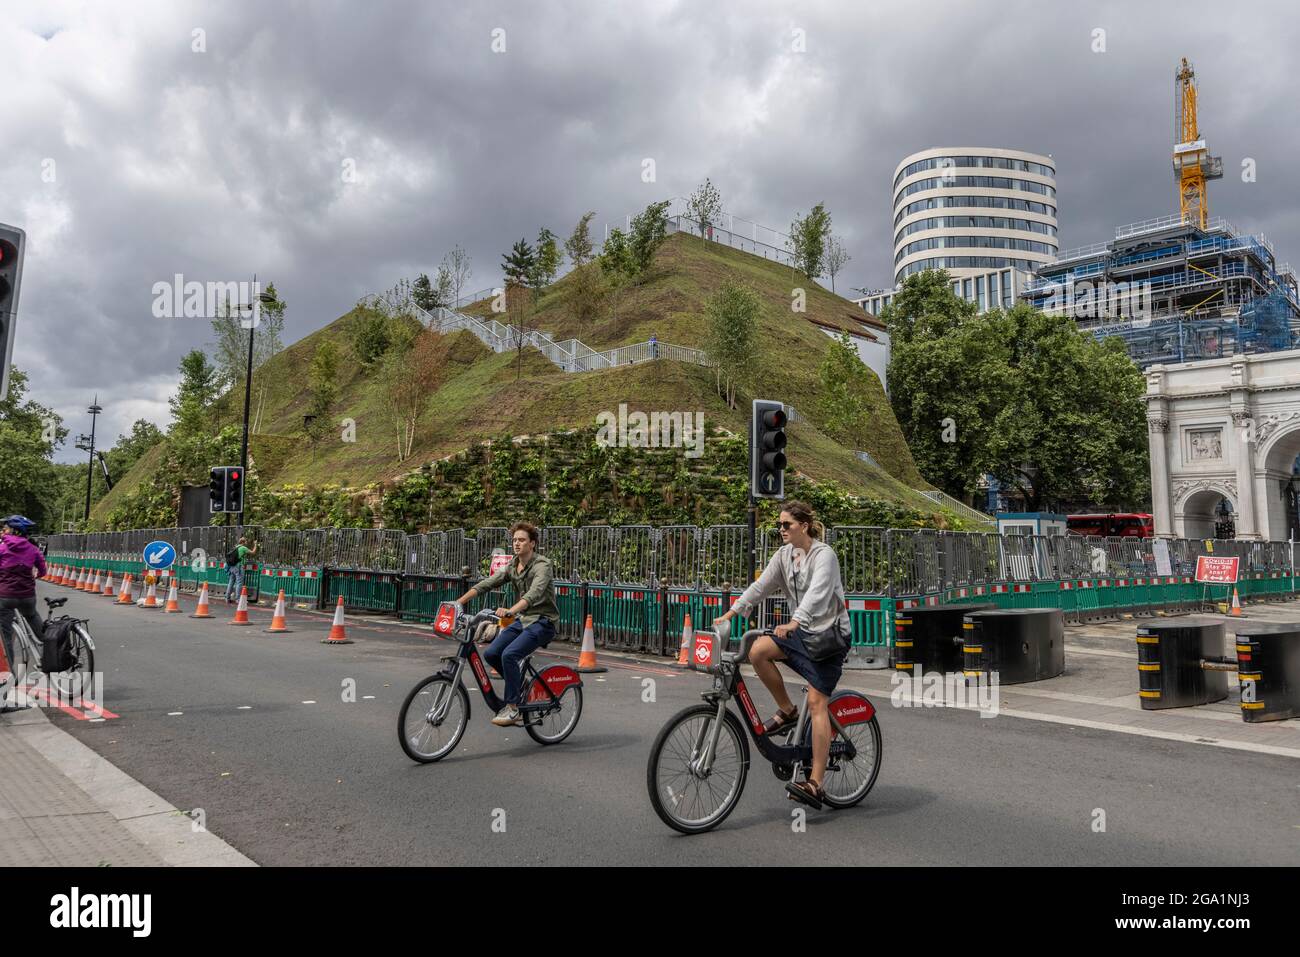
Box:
[491,705,521,727]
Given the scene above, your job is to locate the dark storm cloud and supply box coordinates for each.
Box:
[2,0,1296,461]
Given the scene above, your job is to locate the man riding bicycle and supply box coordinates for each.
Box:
[453,522,558,727]
[0,515,47,688]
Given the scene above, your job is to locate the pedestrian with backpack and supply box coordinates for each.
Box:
[225,536,257,604]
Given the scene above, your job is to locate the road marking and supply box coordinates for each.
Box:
[237,705,252,710]
[167,711,183,716]
[995,707,1300,759]
[1064,644,1135,660]
[362,695,375,700]
[302,700,316,704]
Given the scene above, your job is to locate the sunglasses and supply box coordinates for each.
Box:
[778,521,802,530]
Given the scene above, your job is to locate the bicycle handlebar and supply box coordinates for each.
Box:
[728,628,771,665]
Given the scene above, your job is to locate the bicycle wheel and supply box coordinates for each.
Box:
[805,693,882,809]
[398,674,470,763]
[646,704,749,834]
[47,625,95,700]
[523,678,582,745]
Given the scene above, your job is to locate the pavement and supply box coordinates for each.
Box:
[1,581,1298,866]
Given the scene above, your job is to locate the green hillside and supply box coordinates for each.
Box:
[93,232,949,528]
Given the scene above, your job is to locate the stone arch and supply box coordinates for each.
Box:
[1257,419,1300,540]
[1175,484,1236,540]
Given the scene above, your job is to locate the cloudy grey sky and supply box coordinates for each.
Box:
[4,0,1297,462]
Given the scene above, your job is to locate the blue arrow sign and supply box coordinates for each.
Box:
[143,541,176,570]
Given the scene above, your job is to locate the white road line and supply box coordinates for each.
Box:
[237,706,251,710]
[301,700,316,704]
[1064,644,1136,659]
[167,711,183,716]
[995,708,1300,760]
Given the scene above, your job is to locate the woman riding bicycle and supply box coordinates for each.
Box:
[0,515,47,675]
[712,500,850,809]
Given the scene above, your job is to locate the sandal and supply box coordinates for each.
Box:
[762,706,798,735]
[785,779,825,809]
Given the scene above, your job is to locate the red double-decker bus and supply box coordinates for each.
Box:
[1066,513,1154,538]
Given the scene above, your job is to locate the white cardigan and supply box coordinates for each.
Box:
[732,541,851,635]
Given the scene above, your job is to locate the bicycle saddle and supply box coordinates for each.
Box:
[45,596,68,610]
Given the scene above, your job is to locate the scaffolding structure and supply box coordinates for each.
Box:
[1021,216,1300,367]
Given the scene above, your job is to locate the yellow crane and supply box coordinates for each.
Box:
[1173,57,1223,229]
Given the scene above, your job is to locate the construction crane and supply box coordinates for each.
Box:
[1173,57,1223,229]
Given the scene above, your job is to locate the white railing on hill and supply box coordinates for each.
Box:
[918,489,995,525]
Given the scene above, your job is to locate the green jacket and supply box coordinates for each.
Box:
[473,552,558,626]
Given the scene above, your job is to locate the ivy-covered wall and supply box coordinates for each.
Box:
[99,426,964,532]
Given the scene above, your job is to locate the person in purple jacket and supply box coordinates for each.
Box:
[0,515,47,668]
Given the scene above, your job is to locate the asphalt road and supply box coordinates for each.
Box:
[38,583,1300,866]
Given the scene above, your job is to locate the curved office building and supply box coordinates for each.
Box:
[892,147,1058,286]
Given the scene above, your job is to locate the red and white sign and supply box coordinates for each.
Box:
[1195,555,1240,584]
[692,630,715,670]
[489,553,513,575]
[433,601,459,636]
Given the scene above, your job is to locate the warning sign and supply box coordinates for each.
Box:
[489,553,513,575]
[1195,556,1239,584]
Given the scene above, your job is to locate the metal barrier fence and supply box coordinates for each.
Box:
[45,526,1298,663]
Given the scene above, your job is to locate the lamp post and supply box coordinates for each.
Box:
[79,396,102,522]
[230,281,280,483]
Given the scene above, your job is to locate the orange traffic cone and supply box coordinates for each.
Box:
[1231,588,1243,617]
[116,573,135,605]
[229,586,252,626]
[101,570,116,596]
[264,589,292,633]
[164,580,182,613]
[322,595,352,644]
[190,582,215,618]
[73,567,85,590]
[89,569,102,594]
[55,565,66,585]
[577,613,606,673]
[66,566,79,587]
[676,611,693,666]
[139,577,160,609]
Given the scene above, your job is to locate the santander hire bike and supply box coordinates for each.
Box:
[646,623,882,834]
[397,602,583,762]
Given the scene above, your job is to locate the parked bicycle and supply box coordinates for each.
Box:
[646,626,882,834]
[397,603,583,762]
[3,596,96,702]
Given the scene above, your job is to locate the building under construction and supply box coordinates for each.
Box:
[1020,215,1300,366]
[1020,57,1300,367]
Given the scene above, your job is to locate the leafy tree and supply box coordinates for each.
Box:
[884,272,1149,509]
[685,177,723,243]
[565,211,602,328]
[564,211,595,267]
[533,228,561,290]
[169,350,218,436]
[350,304,392,365]
[703,281,760,409]
[599,227,633,321]
[628,199,671,278]
[306,340,341,441]
[789,202,832,281]
[825,235,851,294]
[209,281,285,432]
[0,366,65,529]
[817,332,874,445]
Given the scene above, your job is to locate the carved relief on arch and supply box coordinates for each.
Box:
[1171,478,1237,510]
[1256,410,1300,448]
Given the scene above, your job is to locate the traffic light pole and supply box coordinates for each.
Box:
[747,494,757,584]
[82,397,102,523]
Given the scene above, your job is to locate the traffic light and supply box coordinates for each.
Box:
[751,399,787,500]
[209,467,228,512]
[0,223,26,401]
[225,468,244,514]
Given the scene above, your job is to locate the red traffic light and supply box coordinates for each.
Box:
[231,472,239,480]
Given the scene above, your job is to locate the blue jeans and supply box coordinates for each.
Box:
[483,617,555,706]
[226,565,244,602]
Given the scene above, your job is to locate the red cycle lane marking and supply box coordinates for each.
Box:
[26,685,88,720]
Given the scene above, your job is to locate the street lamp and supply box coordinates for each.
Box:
[229,281,280,490]
[80,397,102,522]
